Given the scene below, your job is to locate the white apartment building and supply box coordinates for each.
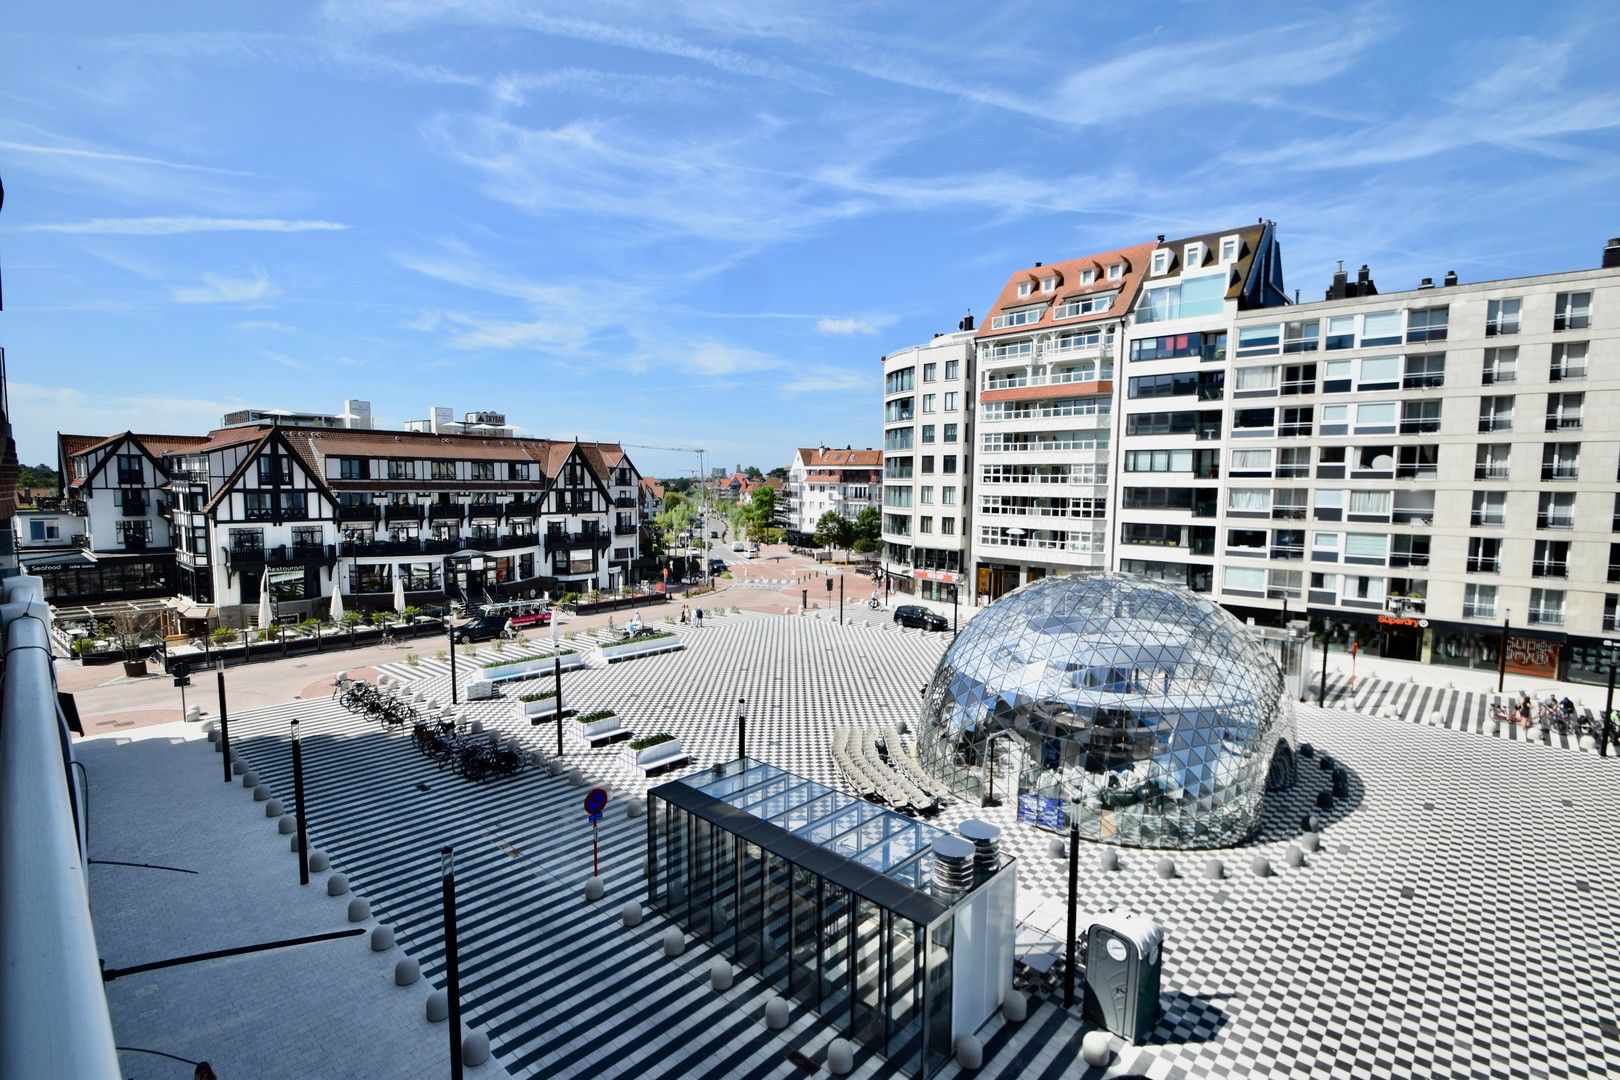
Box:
[965,245,1159,601]
[786,446,883,542]
[880,327,974,601]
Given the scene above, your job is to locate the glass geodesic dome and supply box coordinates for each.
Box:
[916,573,1296,848]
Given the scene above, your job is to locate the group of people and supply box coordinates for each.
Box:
[678,605,704,628]
[1495,691,1579,728]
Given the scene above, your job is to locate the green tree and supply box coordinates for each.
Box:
[743,465,764,482]
[851,505,882,554]
[766,466,788,482]
[743,485,779,541]
[814,511,855,560]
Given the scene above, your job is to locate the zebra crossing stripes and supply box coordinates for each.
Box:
[1312,672,1604,753]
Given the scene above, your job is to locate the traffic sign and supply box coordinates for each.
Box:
[582,787,608,816]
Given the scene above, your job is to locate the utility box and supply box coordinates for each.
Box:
[1083,913,1163,1044]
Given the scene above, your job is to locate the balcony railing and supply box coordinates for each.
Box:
[1398,419,1440,434]
[385,504,424,523]
[1549,364,1586,382]
[1388,553,1430,568]
[1470,512,1505,528]
[544,530,611,555]
[1474,465,1509,481]
[226,543,337,569]
[507,498,542,518]
[338,504,381,524]
[1545,414,1582,432]
[614,523,639,536]
[1536,512,1575,531]
[429,503,465,521]
[1528,607,1564,626]
[1478,417,1512,433]
[1461,602,1496,619]
[1541,466,1579,482]
[1402,374,1445,390]
[1466,557,1499,574]
[614,495,636,508]
[1531,562,1568,578]
[1268,545,1304,561]
[468,503,502,519]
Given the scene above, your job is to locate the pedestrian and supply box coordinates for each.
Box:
[694,606,704,628]
[550,623,560,651]
[680,605,689,625]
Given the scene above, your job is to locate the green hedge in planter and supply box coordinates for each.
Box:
[479,649,572,669]
[603,629,676,649]
[518,689,558,703]
[576,708,617,724]
[629,732,674,751]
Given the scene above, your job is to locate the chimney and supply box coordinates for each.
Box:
[958,311,975,332]
[1325,260,1350,301]
[1418,277,1434,290]
[1604,237,1620,269]
[1156,234,1165,244]
[1443,270,1458,287]
[1034,261,1043,267]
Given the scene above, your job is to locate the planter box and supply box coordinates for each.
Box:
[573,714,631,746]
[558,595,669,617]
[596,636,685,664]
[476,651,582,683]
[520,692,566,719]
[617,737,691,773]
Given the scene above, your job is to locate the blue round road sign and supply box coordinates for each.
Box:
[583,787,609,816]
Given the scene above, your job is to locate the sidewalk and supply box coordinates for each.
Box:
[1318,645,1617,710]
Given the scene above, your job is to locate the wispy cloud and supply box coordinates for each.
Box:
[782,368,871,394]
[235,320,298,333]
[0,137,251,176]
[171,268,275,304]
[816,316,886,336]
[260,349,313,371]
[25,216,349,235]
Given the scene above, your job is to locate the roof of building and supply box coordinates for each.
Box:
[1144,223,1270,300]
[794,447,882,469]
[640,477,665,500]
[976,241,1158,339]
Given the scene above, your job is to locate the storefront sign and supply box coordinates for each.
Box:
[1505,635,1560,679]
[914,570,962,584]
[1376,615,1427,629]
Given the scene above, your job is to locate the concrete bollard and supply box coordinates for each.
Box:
[547,760,565,778]
[1047,837,1067,859]
[1580,734,1597,752]
[1285,845,1306,868]
[265,798,283,817]
[1203,858,1226,880]
[1081,1030,1113,1068]
[1156,857,1177,880]
[626,798,645,820]
[426,990,448,1023]
[567,768,585,786]
[470,719,484,734]
[662,928,685,957]
[395,958,420,986]
[253,784,271,802]
[370,925,395,951]
[327,873,350,897]
[1250,855,1273,877]
[1099,849,1119,872]
[290,833,302,852]
[620,901,643,928]
[231,759,245,776]
[348,898,371,922]
[207,726,220,743]
[584,876,605,901]
[1002,990,1028,1023]
[764,995,789,1030]
[279,814,296,835]
[1300,831,1321,853]
[1316,791,1335,810]
[827,1038,855,1075]
[709,959,733,991]
[309,850,331,873]
[242,771,257,788]
[955,1034,984,1071]
[462,1031,491,1067]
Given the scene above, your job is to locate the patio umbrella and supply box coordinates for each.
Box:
[392,571,406,614]
[257,575,273,629]
[329,573,345,622]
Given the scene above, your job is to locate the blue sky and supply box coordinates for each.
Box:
[3,1,1618,479]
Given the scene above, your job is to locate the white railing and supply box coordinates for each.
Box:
[0,576,121,1080]
[983,369,1112,392]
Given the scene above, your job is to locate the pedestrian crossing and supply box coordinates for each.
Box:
[1312,673,1608,753]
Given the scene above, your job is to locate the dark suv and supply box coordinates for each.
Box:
[894,605,948,632]
[450,614,512,643]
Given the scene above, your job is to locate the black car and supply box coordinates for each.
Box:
[450,614,512,643]
[894,605,949,632]
[708,558,727,574]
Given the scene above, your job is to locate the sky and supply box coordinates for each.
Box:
[2,1,1618,481]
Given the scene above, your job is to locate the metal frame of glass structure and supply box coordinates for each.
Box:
[916,573,1297,848]
[647,759,1014,1078]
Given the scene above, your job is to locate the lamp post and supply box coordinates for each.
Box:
[1317,616,1333,708]
[737,696,747,762]
[217,668,232,784]
[291,718,309,886]
[441,845,464,1080]
[1602,639,1617,758]
[1497,609,1511,694]
[838,572,844,625]
[448,610,459,705]
[554,656,565,758]
[1063,797,1081,1009]
[951,581,960,635]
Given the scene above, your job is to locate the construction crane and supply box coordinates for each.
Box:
[618,442,714,581]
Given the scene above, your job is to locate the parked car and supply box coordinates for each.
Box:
[893,605,948,632]
[732,541,747,552]
[708,558,727,574]
[451,614,513,643]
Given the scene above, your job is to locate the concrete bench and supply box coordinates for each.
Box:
[573,714,632,747]
[619,738,690,775]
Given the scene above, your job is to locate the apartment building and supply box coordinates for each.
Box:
[59,425,643,625]
[880,327,974,601]
[786,446,883,541]
[965,244,1160,601]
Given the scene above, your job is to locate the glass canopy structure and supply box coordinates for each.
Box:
[647,759,1016,1078]
[915,573,1298,848]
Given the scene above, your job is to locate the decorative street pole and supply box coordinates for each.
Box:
[441,846,464,1080]
[291,719,309,886]
[1602,640,1617,758]
[1318,617,1332,708]
[1497,610,1511,694]
[217,667,232,784]
[1064,798,1081,1009]
[839,573,844,625]
[737,696,747,762]
[952,582,960,635]
[448,611,459,705]
[554,656,565,758]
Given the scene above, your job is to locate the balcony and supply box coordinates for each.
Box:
[468,503,502,520]
[1398,419,1440,435]
[1528,607,1564,627]
[1545,414,1582,432]
[1531,562,1568,579]
[1277,423,1313,438]
[1461,602,1497,619]
[384,504,424,524]
[338,504,381,524]
[614,523,639,536]
[1402,374,1445,390]
[544,530,611,555]
[225,542,336,570]
[1474,465,1509,481]
[429,503,465,521]
[1477,417,1512,433]
[116,471,144,486]
[1541,466,1579,482]
[1270,507,1307,521]
[1268,545,1304,561]
[507,498,542,518]
[614,495,636,508]
[1471,512,1505,528]
[1466,557,1499,574]
[1535,513,1575,531]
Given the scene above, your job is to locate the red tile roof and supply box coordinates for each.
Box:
[976,242,1157,340]
[795,447,882,469]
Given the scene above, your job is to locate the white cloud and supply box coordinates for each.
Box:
[0,138,251,176]
[782,368,871,394]
[816,316,888,336]
[235,320,297,333]
[9,383,241,459]
[171,269,275,304]
[25,216,349,235]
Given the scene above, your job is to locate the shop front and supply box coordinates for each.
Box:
[912,569,962,605]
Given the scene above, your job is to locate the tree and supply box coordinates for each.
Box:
[743,465,764,482]
[766,466,788,482]
[814,511,855,561]
[743,485,778,541]
[851,506,882,554]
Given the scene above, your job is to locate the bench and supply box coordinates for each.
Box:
[573,714,632,747]
[619,738,691,775]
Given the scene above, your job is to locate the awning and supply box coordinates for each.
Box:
[21,550,98,571]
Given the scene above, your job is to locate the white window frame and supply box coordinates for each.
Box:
[1184,242,1205,267]
[1150,250,1170,276]
[1107,263,1123,280]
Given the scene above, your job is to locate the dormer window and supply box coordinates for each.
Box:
[1081,268,1096,285]
[1041,276,1057,293]
[1220,235,1239,262]
[1184,242,1205,267]
[1107,263,1123,281]
[1016,281,1032,297]
[1150,250,1170,276]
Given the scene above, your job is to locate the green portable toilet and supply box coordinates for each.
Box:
[1082,913,1163,1044]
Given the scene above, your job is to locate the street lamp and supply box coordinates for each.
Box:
[1063,796,1081,1009]
[291,718,309,886]
[1317,616,1334,708]
[951,581,960,635]
[448,610,459,705]
[737,696,747,762]
[1602,639,1617,758]
[441,845,464,1080]
[1497,609,1511,694]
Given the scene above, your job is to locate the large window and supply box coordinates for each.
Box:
[387,458,416,480]
[1129,332,1226,362]
[885,367,915,394]
[1136,274,1225,323]
[884,398,915,423]
[1462,583,1497,619]
[1554,291,1591,332]
[1360,310,1402,347]
[1478,396,1513,433]
[1482,347,1517,385]
[338,457,369,480]
[1052,291,1117,319]
[989,303,1045,330]
[1485,297,1521,336]
[1550,342,1588,381]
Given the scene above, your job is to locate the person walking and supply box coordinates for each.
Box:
[694,606,704,628]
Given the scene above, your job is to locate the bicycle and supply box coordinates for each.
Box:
[868,598,881,610]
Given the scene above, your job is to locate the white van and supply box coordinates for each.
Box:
[732,540,746,552]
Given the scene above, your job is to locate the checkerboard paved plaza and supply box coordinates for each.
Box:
[217,610,1620,1079]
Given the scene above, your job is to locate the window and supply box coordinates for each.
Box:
[944,360,960,380]
[1550,342,1587,381]
[921,363,937,382]
[338,457,369,480]
[1231,449,1272,475]
[1463,583,1497,619]
[918,516,933,534]
[1537,491,1575,530]
[921,394,936,413]
[115,520,152,545]
[1478,396,1513,432]
[1403,353,1445,388]
[256,455,291,485]
[921,456,935,475]
[1312,531,1341,560]
[1184,242,1205,267]
[942,486,957,505]
[1234,407,1275,432]
[1471,490,1505,528]
[1485,298,1521,336]
[1282,320,1320,353]
[1041,275,1057,292]
[1474,444,1510,481]
[1481,346,1517,385]
[944,392,958,411]
[1052,291,1118,319]
[989,303,1044,329]
[1016,281,1032,297]
[921,425,935,444]
[1219,236,1238,262]
[884,398,914,423]
[1357,355,1399,389]
[228,527,263,552]
[942,455,957,473]
[885,368,915,394]
[1151,250,1170,276]
[1234,365,1278,392]
[1541,443,1579,481]
[1325,315,1356,350]
[471,462,495,481]
[884,428,913,451]
[1136,275,1224,323]
[1236,324,1281,356]
[1529,588,1564,626]
[1080,268,1096,285]
[919,486,933,505]
[1554,291,1591,331]
[1278,447,1311,478]
[1123,449,1194,473]
[509,462,531,481]
[1279,406,1314,437]
[1348,490,1391,517]
[1107,262,1123,280]
[1546,392,1583,431]
[1344,533,1389,563]
[1130,331,1226,362]
[1224,566,1266,593]
[942,423,958,443]
[387,458,416,480]
[1228,488,1271,514]
[1399,400,1441,434]
[1533,539,1570,578]
[1406,306,1449,343]
[431,461,456,480]
[941,518,955,535]
[1467,537,1501,574]
[1360,310,1402,346]
[1355,402,1397,432]
[28,520,60,541]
